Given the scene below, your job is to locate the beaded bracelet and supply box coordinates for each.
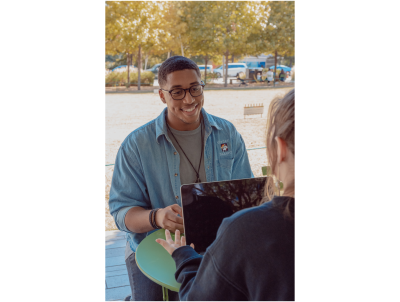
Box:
[149,209,161,229]
[149,209,155,229]
[152,208,161,229]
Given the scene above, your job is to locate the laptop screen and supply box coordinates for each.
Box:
[181,177,268,254]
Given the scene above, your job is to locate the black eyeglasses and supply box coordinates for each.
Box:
[160,81,205,100]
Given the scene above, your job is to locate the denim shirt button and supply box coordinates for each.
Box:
[174,152,177,155]
[174,173,178,176]
[175,196,179,199]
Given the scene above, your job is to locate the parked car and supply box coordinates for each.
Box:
[145,63,163,78]
[214,63,248,78]
[111,65,135,72]
[197,65,213,73]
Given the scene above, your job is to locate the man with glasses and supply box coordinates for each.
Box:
[109,56,253,301]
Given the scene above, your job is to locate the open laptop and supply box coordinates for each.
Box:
[181,177,268,254]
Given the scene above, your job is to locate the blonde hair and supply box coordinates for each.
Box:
[264,88,295,219]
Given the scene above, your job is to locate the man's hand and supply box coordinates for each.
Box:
[155,204,184,233]
[156,229,195,255]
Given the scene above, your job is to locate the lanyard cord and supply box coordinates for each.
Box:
[166,116,204,183]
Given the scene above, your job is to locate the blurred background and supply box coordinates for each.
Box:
[105,1,295,89]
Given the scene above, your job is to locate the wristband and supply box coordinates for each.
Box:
[152,208,161,229]
[149,209,155,229]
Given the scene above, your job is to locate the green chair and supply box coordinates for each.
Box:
[135,229,182,301]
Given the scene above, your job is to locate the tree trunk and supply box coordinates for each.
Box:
[222,55,225,79]
[144,54,148,70]
[231,54,234,63]
[204,54,208,83]
[127,53,130,85]
[224,50,229,87]
[180,35,184,56]
[167,51,171,59]
[274,50,277,87]
[138,45,141,90]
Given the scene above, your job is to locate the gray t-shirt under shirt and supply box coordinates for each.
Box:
[168,122,207,185]
[124,122,206,260]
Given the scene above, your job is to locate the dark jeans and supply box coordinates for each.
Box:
[125,252,179,301]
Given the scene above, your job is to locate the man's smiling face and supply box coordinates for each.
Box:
[159,69,204,131]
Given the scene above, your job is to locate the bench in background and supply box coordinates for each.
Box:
[244,104,264,118]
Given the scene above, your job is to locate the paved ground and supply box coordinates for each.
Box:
[106,77,293,93]
[106,230,130,301]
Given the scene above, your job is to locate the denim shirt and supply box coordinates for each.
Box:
[109,107,254,252]
[171,197,295,301]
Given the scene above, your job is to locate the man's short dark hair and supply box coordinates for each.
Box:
[158,56,201,87]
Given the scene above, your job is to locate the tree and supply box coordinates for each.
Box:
[262,1,295,86]
[106,1,159,90]
[182,0,265,86]
[180,1,222,82]
[154,2,190,59]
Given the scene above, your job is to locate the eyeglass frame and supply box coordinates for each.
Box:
[159,81,206,100]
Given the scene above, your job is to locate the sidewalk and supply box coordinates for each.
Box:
[106,230,130,301]
[106,77,294,94]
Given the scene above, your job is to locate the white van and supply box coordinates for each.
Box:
[214,63,248,78]
[197,65,213,73]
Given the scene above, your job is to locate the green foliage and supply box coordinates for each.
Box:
[106,1,295,84]
[128,71,155,84]
[105,62,114,70]
[263,1,295,57]
[105,70,155,85]
[105,71,119,85]
[281,56,295,67]
[106,1,160,84]
[106,54,121,62]
[146,56,165,69]
[200,71,219,83]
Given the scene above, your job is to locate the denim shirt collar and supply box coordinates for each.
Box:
[155,107,222,144]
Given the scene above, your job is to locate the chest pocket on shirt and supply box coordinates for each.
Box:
[217,158,234,180]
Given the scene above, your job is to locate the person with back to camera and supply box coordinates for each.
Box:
[279,69,286,82]
[108,56,254,301]
[157,88,295,301]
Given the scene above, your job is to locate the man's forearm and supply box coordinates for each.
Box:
[124,206,154,233]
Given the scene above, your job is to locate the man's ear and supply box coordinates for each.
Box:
[275,137,287,163]
[159,89,166,104]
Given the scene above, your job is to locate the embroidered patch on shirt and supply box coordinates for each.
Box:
[220,143,229,152]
